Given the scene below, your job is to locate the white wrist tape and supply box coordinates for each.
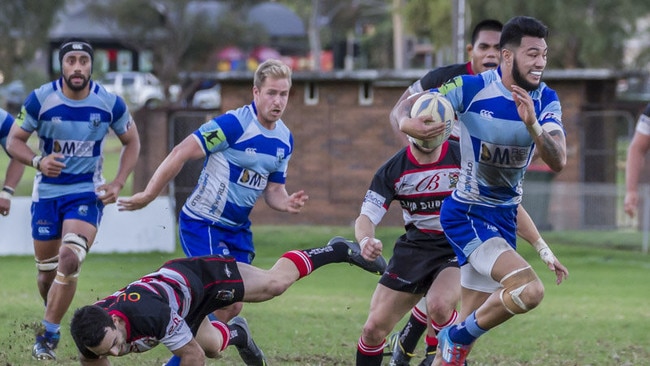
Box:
[0,191,11,200]
[359,236,371,251]
[533,238,555,266]
[528,121,543,137]
[31,155,43,170]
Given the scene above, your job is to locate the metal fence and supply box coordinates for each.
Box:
[522,181,650,254]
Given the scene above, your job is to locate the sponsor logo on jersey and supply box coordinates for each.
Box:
[276,147,285,163]
[438,76,463,95]
[541,112,561,124]
[479,142,530,168]
[480,109,494,119]
[245,147,257,155]
[363,190,385,208]
[53,139,96,157]
[15,107,26,127]
[89,113,101,129]
[202,128,226,151]
[237,169,267,190]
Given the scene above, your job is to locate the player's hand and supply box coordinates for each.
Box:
[400,115,444,140]
[511,85,536,127]
[549,257,569,285]
[0,197,10,216]
[96,181,123,205]
[359,237,382,261]
[117,192,154,211]
[39,153,65,177]
[624,191,638,218]
[286,190,309,213]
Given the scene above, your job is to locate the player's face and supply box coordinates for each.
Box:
[253,77,291,128]
[86,326,125,358]
[61,51,92,91]
[510,36,547,91]
[468,30,501,74]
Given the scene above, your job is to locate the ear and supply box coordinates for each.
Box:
[466,43,473,54]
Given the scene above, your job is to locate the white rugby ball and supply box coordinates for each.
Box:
[409,92,455,149]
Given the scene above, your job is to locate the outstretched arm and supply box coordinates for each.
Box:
[117,135,205,211]
[389,89,413,146]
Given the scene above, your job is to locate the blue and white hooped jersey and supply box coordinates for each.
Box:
[182,102,293,228]
[16,78,133,201]
[0,108,15,153]
[634,103,650,136]
[436,68,564,207]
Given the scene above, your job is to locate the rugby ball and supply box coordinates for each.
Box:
[409,92,455,149]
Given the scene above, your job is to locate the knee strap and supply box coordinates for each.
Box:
[499,266,538,314]
[35,255,59,272]
[54,233,89,285]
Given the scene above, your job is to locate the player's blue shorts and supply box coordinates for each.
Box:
[178,210,255,264]
[440,197,517,265]
[31,192,104,241]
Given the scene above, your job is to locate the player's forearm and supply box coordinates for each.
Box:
[3,159,25,189]
[113,141,140,189]
[516,205,541,244]
[354,214,376,243]
[626,145,646,193]
[534,130,566,173]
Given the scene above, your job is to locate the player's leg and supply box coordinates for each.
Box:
[418,266,460,365]
[386,297,428,362]
[357,284,421,366]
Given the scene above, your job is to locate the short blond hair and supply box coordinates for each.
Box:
[254,59,292,89]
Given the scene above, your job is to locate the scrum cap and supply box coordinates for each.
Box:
[59,38,94,67]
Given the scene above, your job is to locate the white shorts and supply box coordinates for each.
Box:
[460,237,514,293]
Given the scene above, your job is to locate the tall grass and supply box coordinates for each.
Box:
[0,226,649,365]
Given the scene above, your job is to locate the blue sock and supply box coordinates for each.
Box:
[165,355,181,366]
[42,320,60,335]
[448,311,487,345]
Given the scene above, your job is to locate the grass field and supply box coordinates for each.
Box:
[1,225,649,365]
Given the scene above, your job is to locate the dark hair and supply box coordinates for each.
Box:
[470,19,503,45]
[499,16,548,49]
[70,305,113,360]
[58,37,94,68]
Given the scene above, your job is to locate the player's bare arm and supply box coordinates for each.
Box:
[354,214,383,261]
[512,85,566,172]
[263,183,308,213]
[97,124,140,205]
[395,92,439,140]
[118,135,204,211]
[625,132,650,217]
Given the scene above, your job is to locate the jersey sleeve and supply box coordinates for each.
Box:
[359,163,396,225]
[0,110,14,150]
[193,113,242,155]
[16,91,40,133]
[109,96,133,136]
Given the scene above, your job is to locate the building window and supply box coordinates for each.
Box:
[304,81,319,106]
[359,81,373,106]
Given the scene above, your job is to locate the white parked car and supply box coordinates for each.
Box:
[101,71,165,109]
[192,83,221,109]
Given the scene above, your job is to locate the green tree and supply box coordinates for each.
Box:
[0,0,65,82]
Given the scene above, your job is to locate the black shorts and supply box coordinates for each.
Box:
[162,255,245,332]
[379,233,458,294]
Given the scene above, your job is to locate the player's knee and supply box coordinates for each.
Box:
[361,318,389,344]
[499,266,544,314]
[426,296,457,323]
[35,255,59,272]
[56,233,89,284]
